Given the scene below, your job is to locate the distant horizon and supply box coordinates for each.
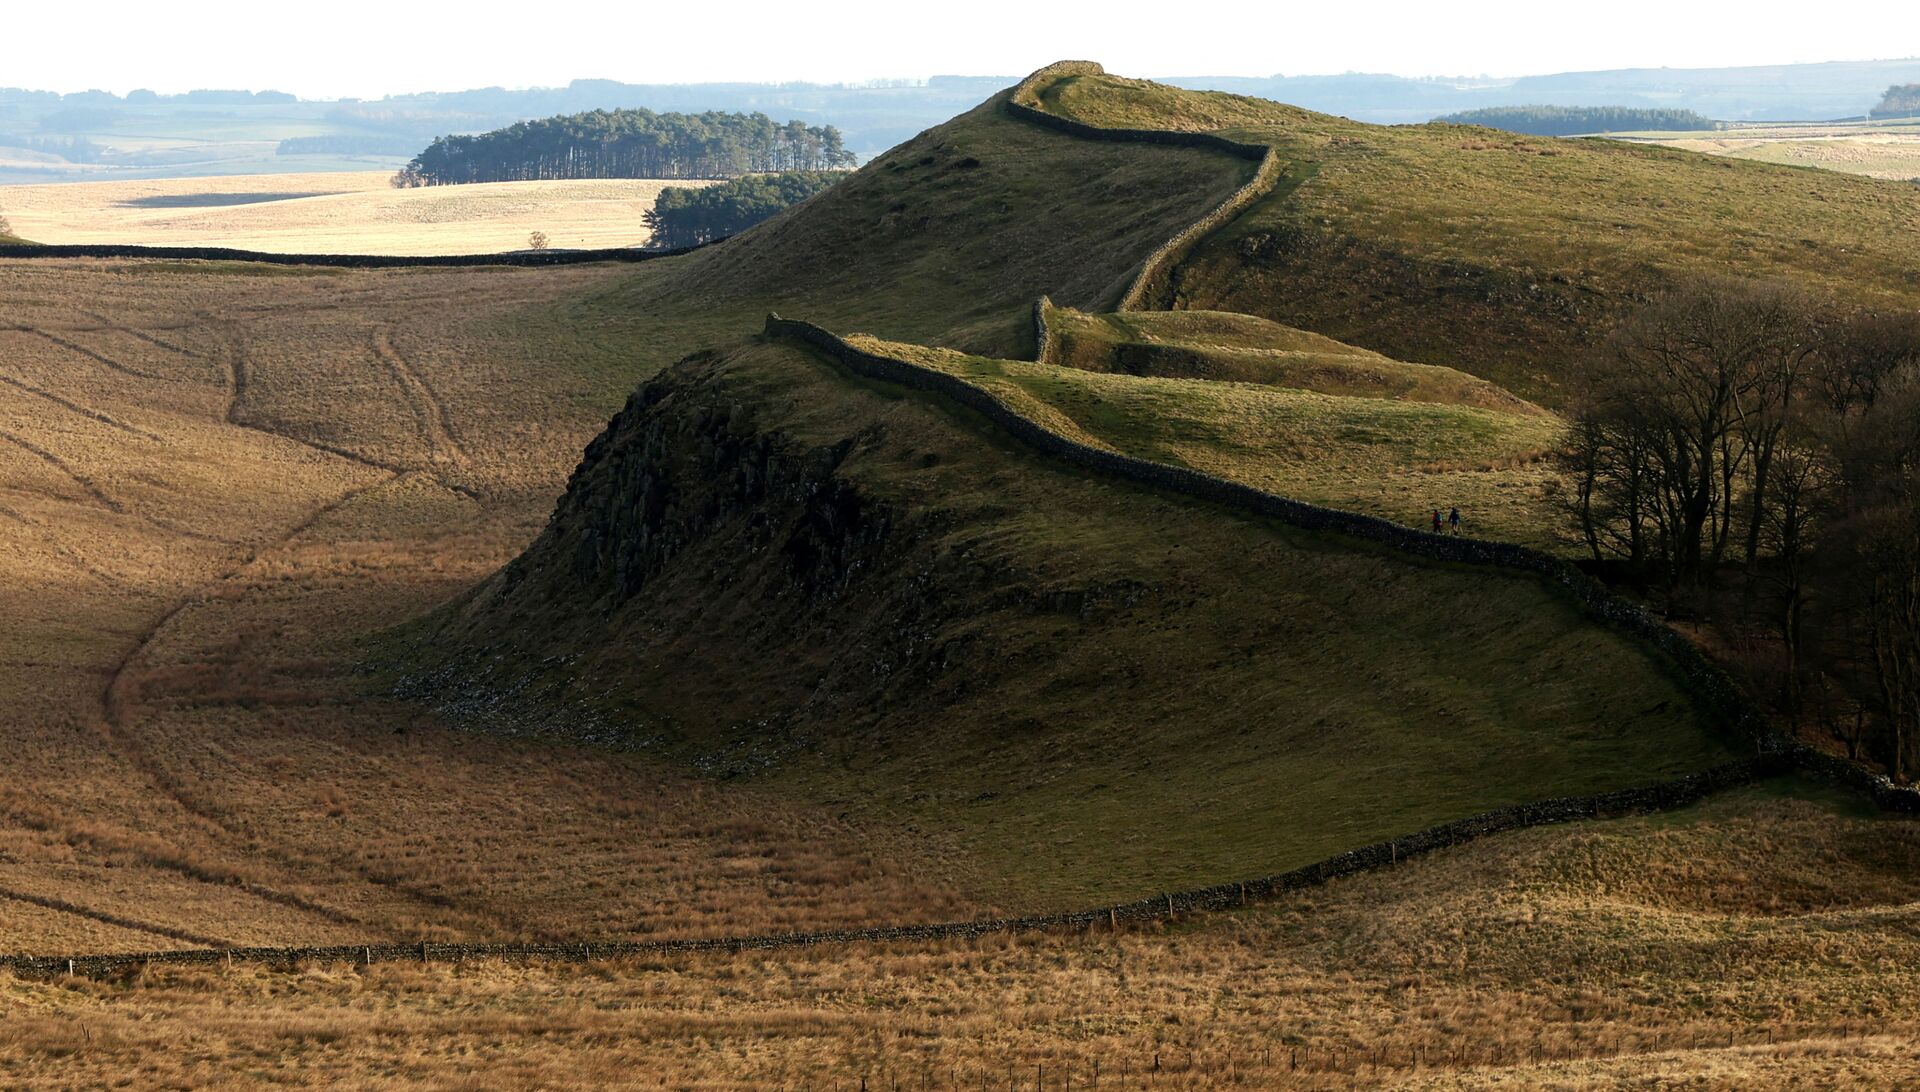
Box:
[10,53,1920,103]
[12,0,1920,100]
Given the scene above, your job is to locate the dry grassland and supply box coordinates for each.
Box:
[0,173,715,254]
[4,787,1917,1089]
[0,258,974,957]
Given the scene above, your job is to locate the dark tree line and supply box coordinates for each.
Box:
[0,135,103,163]
[642,171,842,249]
[1558,280,1920,777]
[1437,105,1719,136]
[392,109,855,187]
[1873,84,1920,119]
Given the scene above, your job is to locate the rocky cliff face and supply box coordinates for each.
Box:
[410,345,1068,764]
[516,354,894,610]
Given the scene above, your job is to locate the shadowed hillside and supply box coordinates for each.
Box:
[409,338,1732,906]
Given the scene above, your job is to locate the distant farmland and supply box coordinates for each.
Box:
[0,172,717,255]
[1619,117,1920,181]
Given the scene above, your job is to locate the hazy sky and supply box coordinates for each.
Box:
[14,0,1919,97]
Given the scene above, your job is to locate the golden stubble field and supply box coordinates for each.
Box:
[0,258,976,958]
[0,173,718,254]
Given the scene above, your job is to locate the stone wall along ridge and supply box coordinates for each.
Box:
[1004,61,1285,313]
[763,314,1920,813]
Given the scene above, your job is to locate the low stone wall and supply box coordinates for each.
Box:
[0,242,706,269]
[1,757,1776,977]
[764,315,1920,812]
[1032,296,1062,364]
[1004,61,1284,312]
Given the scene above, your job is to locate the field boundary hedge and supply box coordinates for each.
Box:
[0,242,706,269]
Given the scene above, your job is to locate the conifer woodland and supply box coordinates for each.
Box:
[1437,104,1719,135]
[392,108,856,186]
[643,171,843,248]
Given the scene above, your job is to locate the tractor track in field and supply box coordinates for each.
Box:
[19,326,172,382]
[0,428,230,543]
[0,503,130,590]
[77,310,213,361]
[371,327,470,467]
[0,429,124,512]
[0,372,163,441]
[87,471,404,933]
[88,465,493,934]
[0,884,233,949]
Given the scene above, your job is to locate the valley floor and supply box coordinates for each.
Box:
[0,259,976,955]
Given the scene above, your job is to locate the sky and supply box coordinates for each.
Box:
[11,0,1920,98]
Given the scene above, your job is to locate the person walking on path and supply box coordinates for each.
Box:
[1431,509,1444,534]
[1448,507,1462,534]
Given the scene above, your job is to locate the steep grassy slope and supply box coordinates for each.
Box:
[1030,69,1920,401]
[554,90,1253,380]
[857,334,1566,548]
[411,338,1733,907]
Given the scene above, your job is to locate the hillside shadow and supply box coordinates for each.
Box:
[118,192,339,209]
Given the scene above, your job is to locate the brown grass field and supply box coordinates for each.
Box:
[5,785,1919,1088]
[0,172,715,254]
[0,259,978,959]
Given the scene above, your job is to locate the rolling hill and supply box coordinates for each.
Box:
[6,58,1920,1089]
[1028,66,1920,401]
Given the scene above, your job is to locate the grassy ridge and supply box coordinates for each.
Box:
[851,334,1567,548]
[423,338,1732,907]
[1030,71,1920,402]
[559,91,1255,385]
[1045,305,1544,414]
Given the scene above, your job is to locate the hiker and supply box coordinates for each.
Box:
[1448,507,1462,534]
[1431,509,1443,534]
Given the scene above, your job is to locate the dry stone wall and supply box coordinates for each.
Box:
[765,315,1920,812]
[1005,61,1283,312]
[2,757,1775,977]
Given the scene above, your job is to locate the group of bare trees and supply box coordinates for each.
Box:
[1559,279,1920,777]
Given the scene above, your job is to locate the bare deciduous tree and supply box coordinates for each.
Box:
[1560,278,1818,600]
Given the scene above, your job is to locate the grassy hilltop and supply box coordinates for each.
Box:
[1032,70,1920,401]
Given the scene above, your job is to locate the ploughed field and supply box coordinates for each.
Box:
[0,172,715,255]
[1627,118,1920,182]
